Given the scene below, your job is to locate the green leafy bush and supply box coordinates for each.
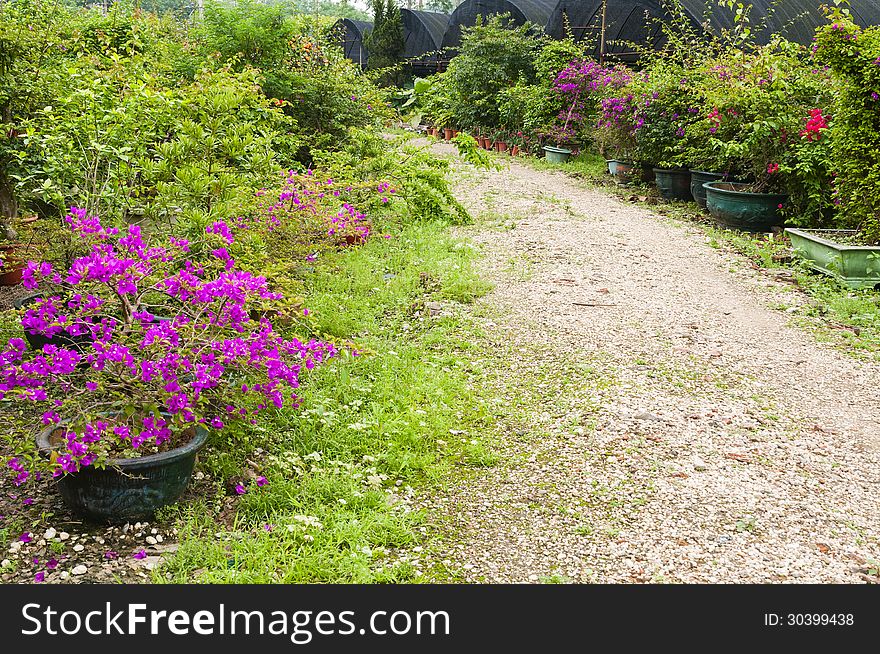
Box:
[815,14,880,241]
[428,15,543,130]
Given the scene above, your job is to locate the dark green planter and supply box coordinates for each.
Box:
[38,422,208,523]
[653,168,692,201]
[639,163,656,183]
[689,170,725,209]
[785,228,880,289]
[704,182,787,232]
[543,146,572,164]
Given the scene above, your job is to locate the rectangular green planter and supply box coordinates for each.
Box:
[785,228,880,289]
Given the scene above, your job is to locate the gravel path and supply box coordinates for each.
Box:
[425,144,880,583]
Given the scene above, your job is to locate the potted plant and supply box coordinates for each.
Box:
[494,130,509,153]
[626,62,704,200]
[698,41,836,229]
[595,94,639,180]
[1,207,336,522]
[0,241,25,286]
[784,15,880,286]
[680,106,737,207]
[552,59,632,168]
[508,131,525,156]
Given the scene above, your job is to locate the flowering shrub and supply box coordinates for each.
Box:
[551,60,631,150]
[595,93,639,161]
[815,13,880,241]
[618,62,702,168]
[1,207,337,482]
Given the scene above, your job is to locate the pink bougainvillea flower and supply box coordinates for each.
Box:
[132,549,147,560]
[256,476,268,487]
[235,483,247,495]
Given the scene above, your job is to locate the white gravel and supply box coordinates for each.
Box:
[422,145,880,584]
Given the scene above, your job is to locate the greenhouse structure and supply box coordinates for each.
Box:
[440,0,558,49]
[401,9,451,75]
[339,1,880,69]
[334,18,372,68]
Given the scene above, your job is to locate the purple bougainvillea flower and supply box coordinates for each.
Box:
[46,559,58,570]
[256,476,268,487]
[132,549,147,560]
[19,532,32,543]
[22,498,33,505]
[34,572,45,583]
[235,483,247,495]
[104,551,118,560]
[263,524,274,532]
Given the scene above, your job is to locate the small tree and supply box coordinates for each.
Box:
[365,0,404,86]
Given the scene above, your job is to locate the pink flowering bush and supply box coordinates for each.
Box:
[551,59,632,150]
[1,207,337,483]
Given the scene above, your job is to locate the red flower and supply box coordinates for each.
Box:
[800,108,828,141]
[767,163,780,174]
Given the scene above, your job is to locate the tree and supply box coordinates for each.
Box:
[364,0,404,86]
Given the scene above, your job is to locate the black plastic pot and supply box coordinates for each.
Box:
[689,170,726,209]
[653,168,692,201]
[37,422,209,523]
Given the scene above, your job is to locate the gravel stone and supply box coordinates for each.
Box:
[417,144,880,584]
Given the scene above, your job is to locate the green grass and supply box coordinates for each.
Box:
[157,221,496,582]
[515,150,608,180]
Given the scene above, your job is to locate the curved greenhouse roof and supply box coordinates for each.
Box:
[441,0,558,49]
[544,1,880,58]
[401,9,449,73]
[544,0,676,58]
[402,9,449,58]
[333,18,372,68]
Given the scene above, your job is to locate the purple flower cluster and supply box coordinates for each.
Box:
[2,208,337,480]
[552,60,632,137]
[255,170,385,245]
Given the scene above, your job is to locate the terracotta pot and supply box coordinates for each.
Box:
[495,141,508,153]
[0,243,25,286]
[511,145,520,156]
